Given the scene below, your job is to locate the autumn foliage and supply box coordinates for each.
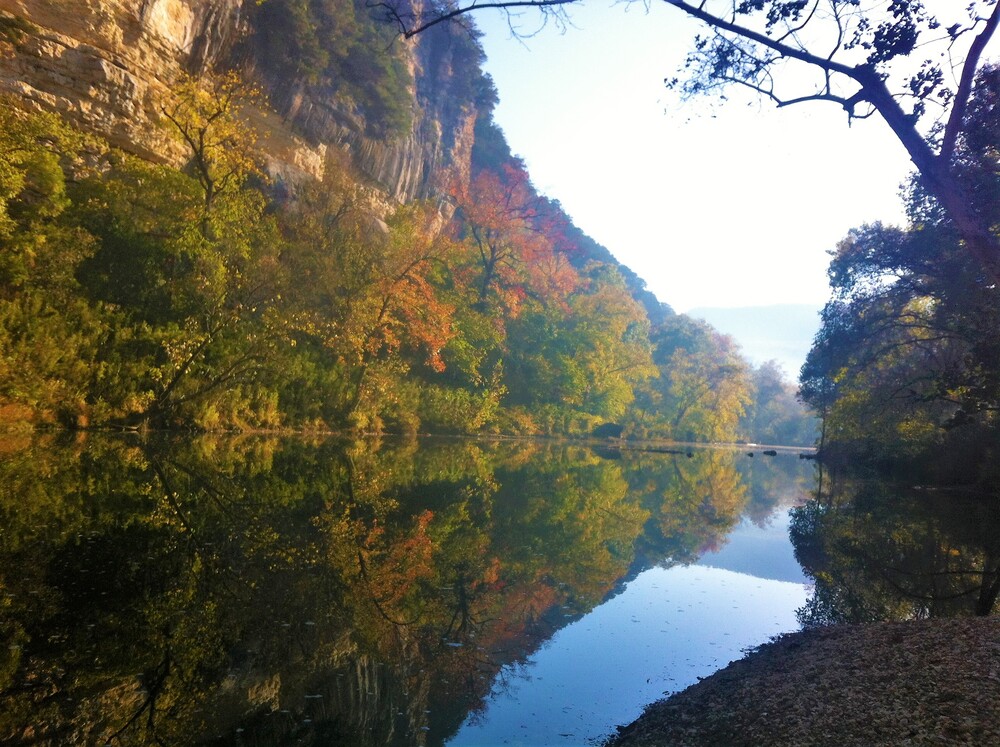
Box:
[0,70,794,442]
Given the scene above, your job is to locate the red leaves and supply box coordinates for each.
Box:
[452,163,581,313]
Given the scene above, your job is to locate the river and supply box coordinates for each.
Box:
[2,433,994,745]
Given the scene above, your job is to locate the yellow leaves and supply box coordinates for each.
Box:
[159,71,265,212]
[895,417,937,445]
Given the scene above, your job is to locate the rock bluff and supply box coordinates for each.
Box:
[0,0,476,201]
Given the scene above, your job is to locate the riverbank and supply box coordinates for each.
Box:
[607,615,1000,746]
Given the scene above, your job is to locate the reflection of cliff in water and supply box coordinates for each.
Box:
[0,435,806,745]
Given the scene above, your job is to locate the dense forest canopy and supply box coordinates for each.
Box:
[0,4,813,443]
[800,65,1000,483]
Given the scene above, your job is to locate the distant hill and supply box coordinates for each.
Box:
[686,304,823,380]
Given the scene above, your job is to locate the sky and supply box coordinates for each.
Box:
[472,3,919,312]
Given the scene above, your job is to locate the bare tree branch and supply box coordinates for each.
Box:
[368,0,579,38]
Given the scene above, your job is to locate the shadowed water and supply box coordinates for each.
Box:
[9,434,990,745]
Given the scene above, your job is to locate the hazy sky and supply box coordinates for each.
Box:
[473,3,920,312]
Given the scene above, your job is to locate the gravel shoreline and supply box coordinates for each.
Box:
[607,616,1000,746]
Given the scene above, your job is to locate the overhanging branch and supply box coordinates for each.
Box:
[662,0,860,80]
[368,0,580,38]
[940,2,1000,162]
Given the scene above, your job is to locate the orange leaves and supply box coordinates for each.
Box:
[280,193,459,417]
[480,555,502,586]
[527,245,580,313]
[452,164,537,228]
[452,164,581,313]
[360,509,437,611]
[398,278,452,372]
[376,204,458,372]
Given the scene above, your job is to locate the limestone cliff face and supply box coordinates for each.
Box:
[0,0,477,201]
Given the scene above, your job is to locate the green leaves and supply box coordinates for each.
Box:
[633,315,752,443]
[248,0,413,138]
[801,76,1000,479]
[0,95,775,440]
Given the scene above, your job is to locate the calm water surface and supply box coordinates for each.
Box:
[4,434,995,745]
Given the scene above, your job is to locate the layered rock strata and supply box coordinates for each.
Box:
[0,0,475,200]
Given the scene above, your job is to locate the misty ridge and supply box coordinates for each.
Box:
[687,304,822,379]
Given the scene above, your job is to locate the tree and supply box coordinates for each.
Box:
[0,105,108,427]
[375,0,1000,282]
[742,360,819,446]
[664,0,1000,283]
[159,72,262,217]
[800,67,1000,475]
[635,315,752,442]
[451,162,546,310]
[800,222,1000,476]
[504,263,655,431]
[280,186,458,430]
[74,150,284,429]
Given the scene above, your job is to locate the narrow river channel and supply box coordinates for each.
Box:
[1,434,817,745]
[450,507,809,744]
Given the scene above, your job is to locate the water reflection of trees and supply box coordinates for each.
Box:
[792,479,1000,627]
[630,450,759,566]
[0,436,798,744]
